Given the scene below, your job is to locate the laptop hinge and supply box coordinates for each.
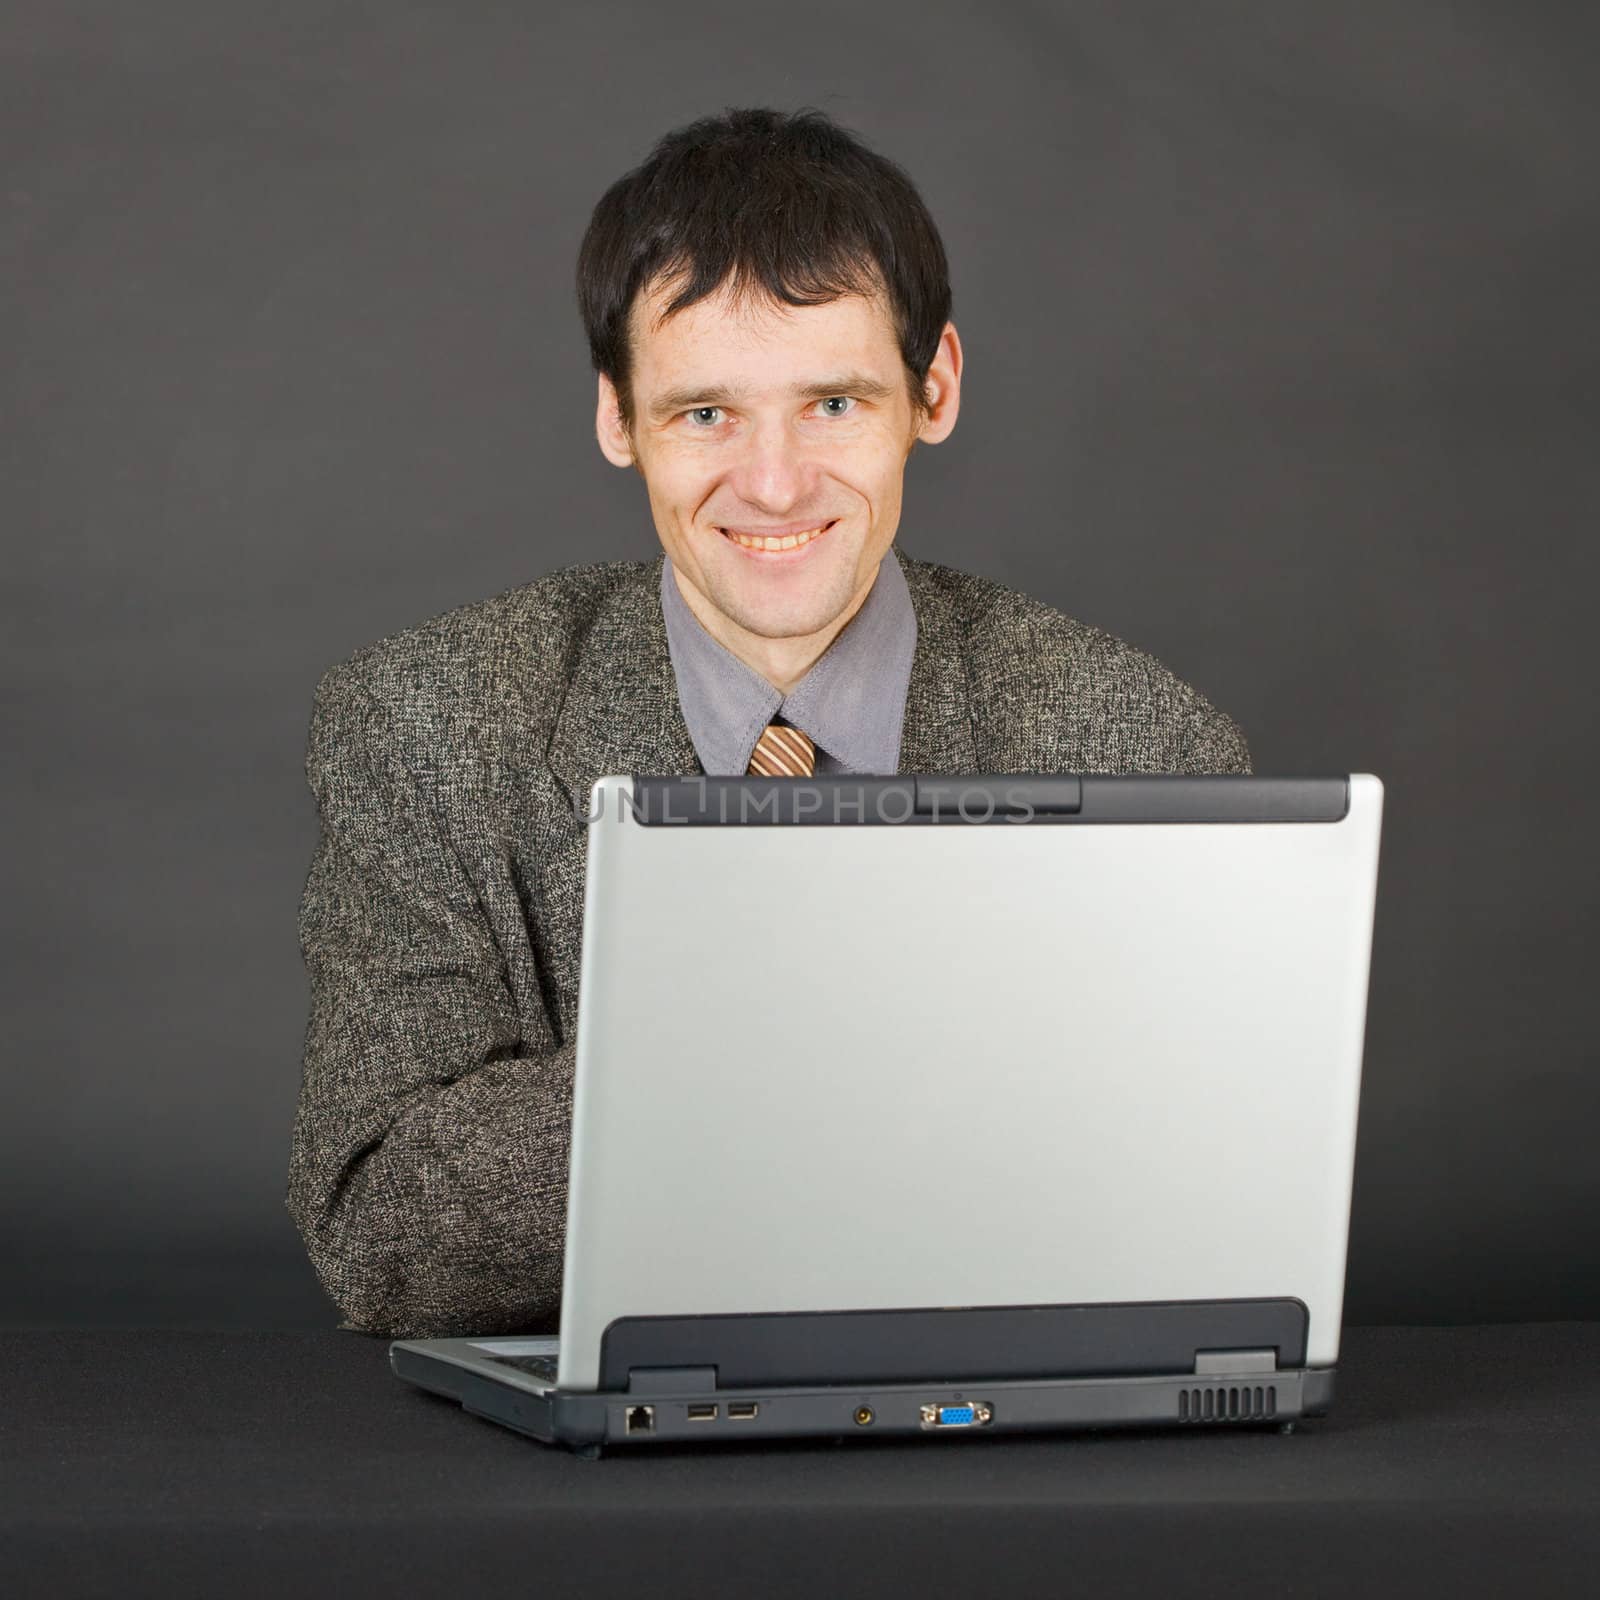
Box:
[601,1301,1308,1390]
[1194,1348,1280,1375]
[626,1365,718,1395]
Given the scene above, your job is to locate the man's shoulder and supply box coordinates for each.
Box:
[311,556,652,718]
[900,552,1118,652]
[898,553,1252,774]
[900,551,1200,684]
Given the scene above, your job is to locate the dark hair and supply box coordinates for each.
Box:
[576,106,952,437]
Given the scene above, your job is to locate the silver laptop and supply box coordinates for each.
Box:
[392,772,1384,1457]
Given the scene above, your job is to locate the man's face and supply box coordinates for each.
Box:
[597,275,958,644]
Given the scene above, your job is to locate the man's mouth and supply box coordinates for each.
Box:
[717,518,839,553]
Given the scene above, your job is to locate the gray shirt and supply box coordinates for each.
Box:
[659,549,918,776]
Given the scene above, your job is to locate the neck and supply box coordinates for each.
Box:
[672,564,878,695]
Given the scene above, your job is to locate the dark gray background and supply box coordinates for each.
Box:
[3,2,1595,1330]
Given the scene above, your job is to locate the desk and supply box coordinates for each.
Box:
[3,1324,1595,1597]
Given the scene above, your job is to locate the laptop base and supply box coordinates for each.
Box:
[390,1338,1333,1458]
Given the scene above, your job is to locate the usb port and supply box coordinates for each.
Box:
[727,1402,759,1420]
[686,1404,717,1421]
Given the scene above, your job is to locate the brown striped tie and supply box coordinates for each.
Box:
[747,721,816,778]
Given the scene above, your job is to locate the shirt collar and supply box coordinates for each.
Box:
[659,549,917,775]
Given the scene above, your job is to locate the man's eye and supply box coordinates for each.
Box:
[681,397,856,427]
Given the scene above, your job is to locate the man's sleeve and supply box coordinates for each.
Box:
[286,665,573,1338]
[1167,666,1254,776]
[1179,700,1254,775]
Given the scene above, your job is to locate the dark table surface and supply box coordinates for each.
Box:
[3,1323,1596,1599]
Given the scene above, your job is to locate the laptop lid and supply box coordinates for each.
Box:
[556,773,1383,1394]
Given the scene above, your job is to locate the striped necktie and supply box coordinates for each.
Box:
[747,721,816,778]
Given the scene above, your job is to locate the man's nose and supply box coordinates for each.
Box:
[727,417,815,511]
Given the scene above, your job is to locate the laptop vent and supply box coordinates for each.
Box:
[1178,1385,1276,1423]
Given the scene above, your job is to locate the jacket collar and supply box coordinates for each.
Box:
[894,546,979,775]
[543,544,977,814]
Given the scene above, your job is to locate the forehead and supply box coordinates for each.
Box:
[629,276,900,394]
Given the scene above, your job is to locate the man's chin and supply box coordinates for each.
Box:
[717,599,848,642]
[717,584,858,641]
[705,560,863,641]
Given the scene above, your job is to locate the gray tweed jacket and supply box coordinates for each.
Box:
[288,545,1251,1338]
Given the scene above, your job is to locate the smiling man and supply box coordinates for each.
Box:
[600,269,953,778]
[605,269,955,721]
[288,107,1252,1339]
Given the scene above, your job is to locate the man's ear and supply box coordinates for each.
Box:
[595,372,636,468]
[914,321,963,446]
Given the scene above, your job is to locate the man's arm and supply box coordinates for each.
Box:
[1178,695,1254,775]
[287,666,572,1338]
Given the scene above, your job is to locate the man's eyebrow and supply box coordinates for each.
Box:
[645,373,898,422]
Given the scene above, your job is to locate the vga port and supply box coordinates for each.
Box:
[920,1401,993,1428]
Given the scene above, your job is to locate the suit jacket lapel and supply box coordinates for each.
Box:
[544,551,702,813]
[894,544,979,775]
[531,553,701,1034]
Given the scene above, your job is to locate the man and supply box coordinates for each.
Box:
[287,107,1251,1339]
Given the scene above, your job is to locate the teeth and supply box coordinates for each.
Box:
[724,522,831,551]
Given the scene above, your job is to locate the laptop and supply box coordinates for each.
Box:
[391,771,1384,1457]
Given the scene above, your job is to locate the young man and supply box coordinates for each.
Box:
[287,107,1251,1338]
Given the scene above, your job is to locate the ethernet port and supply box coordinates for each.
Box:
[625,1405,655,1435]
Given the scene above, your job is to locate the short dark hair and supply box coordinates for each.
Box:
[576,106,952,438]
